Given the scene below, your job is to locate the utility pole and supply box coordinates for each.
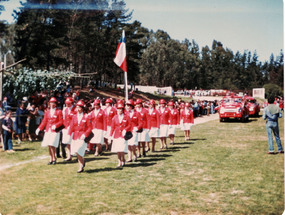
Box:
[0,50,11,101]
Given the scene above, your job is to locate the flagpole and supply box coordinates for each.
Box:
[124,71,128,101]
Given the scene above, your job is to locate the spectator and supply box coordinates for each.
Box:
[2,110,14,152]
[27,103,37,141]
[263,96,283,154]
[15,102,29,143]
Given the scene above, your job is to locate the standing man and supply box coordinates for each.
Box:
[263,96,283,154]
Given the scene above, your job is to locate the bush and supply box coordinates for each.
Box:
[263,83,283,99]
[3,68,75,101]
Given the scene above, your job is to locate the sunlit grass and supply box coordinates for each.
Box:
[0,113,283,215]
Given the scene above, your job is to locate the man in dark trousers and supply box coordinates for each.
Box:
[263,96,283,154]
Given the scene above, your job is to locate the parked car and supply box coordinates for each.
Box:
[245,96,260,116]
[219,96,249,122]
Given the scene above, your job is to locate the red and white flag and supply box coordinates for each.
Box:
[114,30,127,72]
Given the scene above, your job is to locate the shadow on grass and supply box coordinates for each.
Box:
[174,142,195,145]
[138,157,166,163]
[85,167,124,173]
[14,148,35,152]
[145,154,172,158]
[221,119,257,123]
[156,149,180,153]
[124,162,157,168]
[188,138,206,141]
[169,146,190,150]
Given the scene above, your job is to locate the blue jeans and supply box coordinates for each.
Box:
[3,133,13,150]
[266,121,283,152]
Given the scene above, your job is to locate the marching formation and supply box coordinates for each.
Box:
[36,97,194,173]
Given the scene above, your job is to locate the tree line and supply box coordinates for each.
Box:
[0,0,283,97]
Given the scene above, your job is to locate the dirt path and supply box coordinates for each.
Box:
[0,114,219,172]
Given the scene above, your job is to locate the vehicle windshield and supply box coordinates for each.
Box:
[222,98,241,103]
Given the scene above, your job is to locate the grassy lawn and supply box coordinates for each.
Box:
[0,113,283,215]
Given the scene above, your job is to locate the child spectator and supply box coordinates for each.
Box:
[2,110,14,152]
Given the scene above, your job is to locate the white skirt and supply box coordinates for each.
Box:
[128,131,138,146]
[42,131,60,148]
[71,139,87,157]
[168,125,177,135]
[62,128,73,144]
[138,129,150,142]
[180,120,184,130]
[182,123,193,131]
[104,126,112,143]
[90,129,104,144]
[111,137,128,153]
[149,127,159,138]
[159,124,168,137]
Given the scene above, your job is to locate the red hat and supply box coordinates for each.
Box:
[168,101,174,106]
[185,103,190,107]
[49,97,57,103]
[105,98,112,104]
[159,99,166,104]
[126,99,135,106]
[117,102,124,109]
[136,98,142,104]
[149,99,156,105]
[76,100,85,107]
[93,99,101,105]
[65,97,73,104]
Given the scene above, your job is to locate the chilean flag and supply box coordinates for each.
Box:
[114,30,127,72]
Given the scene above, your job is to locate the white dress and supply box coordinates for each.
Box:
[41,109,60,148]
[136,108,150,142]
[111,115,128,153]
[89,109,105,144]
[42,130,60,148]
[71,139,87,157]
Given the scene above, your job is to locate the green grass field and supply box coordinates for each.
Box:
[0,113,283,215]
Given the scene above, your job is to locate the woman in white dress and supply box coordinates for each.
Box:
[110,102,131,168]
[36,97,63,165]
[168,101,180,145]
[147,99,160,152]
[62,97,76,161]
[181,102,194,140]
[68,100,92,173]
[158,99,170,149]
[89,99,106,156]
[125,99,143,162]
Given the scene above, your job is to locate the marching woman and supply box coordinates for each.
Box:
[89,99,107,156]
[179,103,185,130]
[168,101,180,145]
[147,99,160,152]
[158,99,170,149]
[36,97,63,165]
[62,97,76,161]
[181,102,194,140]
[110,102,131,168]
[125,99,143,162]
[104,98,117,151]
[68,100,92,173]
[135,98,150,157]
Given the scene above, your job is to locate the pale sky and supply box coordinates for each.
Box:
[1,0,283,63]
